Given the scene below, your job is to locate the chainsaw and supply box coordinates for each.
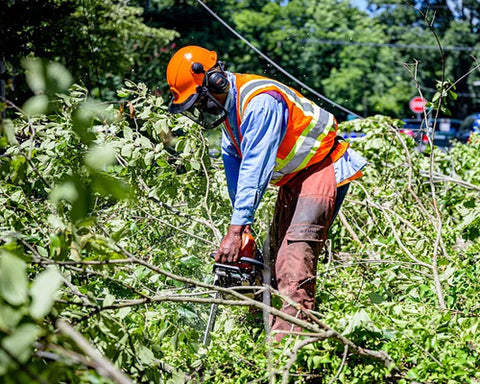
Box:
[202,232,264,346]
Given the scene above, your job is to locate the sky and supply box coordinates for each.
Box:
[350,0,369,11]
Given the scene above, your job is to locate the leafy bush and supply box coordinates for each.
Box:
[1,61,479,383]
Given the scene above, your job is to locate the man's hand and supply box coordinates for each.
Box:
[215,225,250,263]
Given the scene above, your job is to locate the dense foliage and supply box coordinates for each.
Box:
[138,0,480,119]
[1,60,480,383]
[2,0,479,118]
[1,0,177,101]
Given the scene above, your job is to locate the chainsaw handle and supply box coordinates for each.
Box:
[238,257,264,269]
[209,253,264,269]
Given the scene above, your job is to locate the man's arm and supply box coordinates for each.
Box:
[216,92,287,263]
[221,133,241,206]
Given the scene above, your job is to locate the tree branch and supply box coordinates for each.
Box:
[56,319,134,384]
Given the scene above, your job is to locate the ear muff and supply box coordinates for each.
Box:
[190,61,230,94]
[204,70,230,94]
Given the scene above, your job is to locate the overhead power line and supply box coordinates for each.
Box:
[305,38,478,52]
[194,0,362,118]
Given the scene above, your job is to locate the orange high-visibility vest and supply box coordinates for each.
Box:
[227,73,348,186]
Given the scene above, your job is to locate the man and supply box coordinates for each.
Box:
[166,45,366,340]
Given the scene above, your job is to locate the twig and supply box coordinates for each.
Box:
[62,274,93,306]
[137,172,223,241]
[419,170,480,192]
[338,211,361,243]
[115,230,399,367]
[197,129,222,243]
[133,212,217,246]
[281,337,322,384]
[269,287,397,369]
[0,344,49,384]
[333,257,433,279]
[351,186,431,269]
[56,319,134,384]
[414,5,449,310]
[327,345,349,384]
[347,197,428,237]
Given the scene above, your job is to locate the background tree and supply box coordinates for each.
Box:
[370,0,480,117]
[3,0,478,118]
[140,0,479,118]
[1,0,177,104]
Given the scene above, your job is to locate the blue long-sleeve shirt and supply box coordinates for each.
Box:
[221,72,366,225]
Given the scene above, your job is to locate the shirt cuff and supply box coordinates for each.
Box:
[230,207,255,225]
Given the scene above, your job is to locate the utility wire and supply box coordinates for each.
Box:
[305,38,478,52]
[194,0,362,118]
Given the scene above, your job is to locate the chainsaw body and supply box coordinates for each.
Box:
[203,233,264,345]
[210,233,263,290]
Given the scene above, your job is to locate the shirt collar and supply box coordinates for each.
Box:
[224,72,236,114]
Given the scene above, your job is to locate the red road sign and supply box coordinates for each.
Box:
[409,96,427,113]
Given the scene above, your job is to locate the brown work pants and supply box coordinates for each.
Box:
[269,157,337,341]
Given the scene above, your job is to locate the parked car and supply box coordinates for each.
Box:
[340,131,366,141]
[428,118,463,148]
[399,118,423,142]
[457,113,480,143]
[399,118,463,150]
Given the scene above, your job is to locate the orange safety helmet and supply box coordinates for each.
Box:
[166,45,218,114]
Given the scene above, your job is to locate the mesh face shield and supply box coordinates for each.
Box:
[170,87,227,130]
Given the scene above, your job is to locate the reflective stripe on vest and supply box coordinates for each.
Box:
[237,78,336,184]
[271,112,334,184]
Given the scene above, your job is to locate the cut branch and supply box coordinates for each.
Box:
[56,320,134,384]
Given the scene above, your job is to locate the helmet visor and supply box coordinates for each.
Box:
[180,89,227,130]
[168,92,199,114]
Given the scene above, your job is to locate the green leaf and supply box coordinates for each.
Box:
[458,211,479,230]
[117,307,131,319]
[179,255,202,269]
[448,90,458,101]
[91,172,131,201]
[144,151,155,166]
[9,156,27,184]
[170,331,179,351]
[312,355,323,369]
[22,95,49,116]
[36,246,49,258]
[415,239,426,251]
[85,144,117,170]
[22,58,72,93]
[103,293,115,307]
[0,251,28,306]
[1,323,39,363]
[50,180,79,204]
[116,89,130,97]
[138,346,156,364]
[190,161,201,171]
[46,62,73,92]
[30,266,63,320]
[47,214,66,231]
[1,119,18,144]
[0,300,24,329]
[368,292,386,304]
[50,176,92,221]
[342,309,377,336]
[22,58,46,92]
[169,368,187,384]
[71,102,102,145]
